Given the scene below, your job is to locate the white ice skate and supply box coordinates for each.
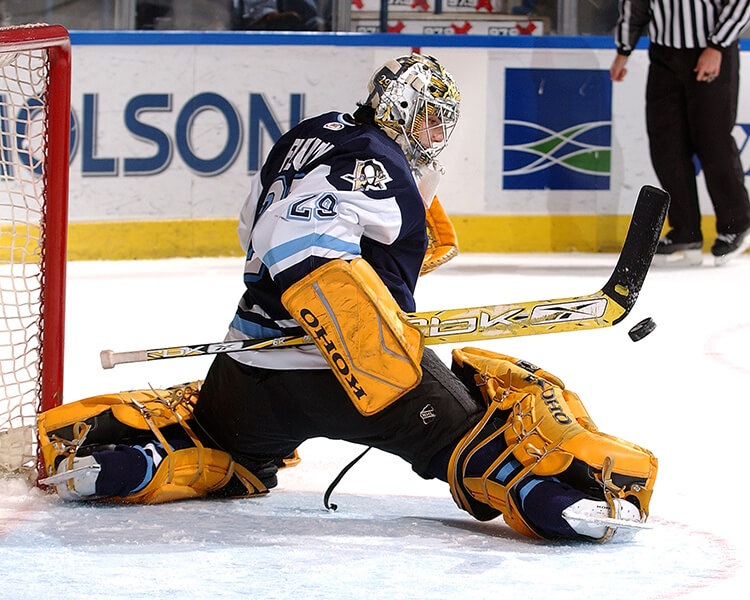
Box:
[562,498,651,542]
[652,237,703,267]
[40,455,101,501]
[713,229,750,266]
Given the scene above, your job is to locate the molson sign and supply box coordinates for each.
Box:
[69,92,304,177]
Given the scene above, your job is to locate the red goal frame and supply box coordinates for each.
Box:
[0,24,71,447]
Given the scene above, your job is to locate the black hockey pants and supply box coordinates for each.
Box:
[192,348,484,481]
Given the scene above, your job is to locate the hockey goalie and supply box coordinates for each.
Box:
[38,53,657,542]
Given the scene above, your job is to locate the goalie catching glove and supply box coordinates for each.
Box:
[281,258,424,416]
[447,347,658,541]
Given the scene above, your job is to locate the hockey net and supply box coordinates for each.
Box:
[0,25,70,481]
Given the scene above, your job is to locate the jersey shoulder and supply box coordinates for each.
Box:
[274,112,417,199]
[323,115,417,196]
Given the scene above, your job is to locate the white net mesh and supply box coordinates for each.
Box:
[0,47,49,474]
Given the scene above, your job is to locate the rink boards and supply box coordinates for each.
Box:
[24,32,750,257]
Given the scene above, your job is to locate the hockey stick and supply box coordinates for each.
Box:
[100,185,669,370]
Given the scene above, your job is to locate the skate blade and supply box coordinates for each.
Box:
[39,464,101,486]
[714,240,750,266]
[562,508,653,531]
[652,249,703,267]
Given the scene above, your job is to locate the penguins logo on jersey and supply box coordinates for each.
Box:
[341,158,393,192]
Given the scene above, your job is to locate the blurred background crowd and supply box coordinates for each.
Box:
[0,0,623,36]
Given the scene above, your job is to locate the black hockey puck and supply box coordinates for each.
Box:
[628,317,656,342]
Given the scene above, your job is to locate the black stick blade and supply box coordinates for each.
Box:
[602,185,670,323]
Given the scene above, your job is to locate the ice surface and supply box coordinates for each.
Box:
[2,252,749,599]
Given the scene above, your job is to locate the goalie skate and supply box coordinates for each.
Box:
[40,455,102,500]
[562,498,651,542]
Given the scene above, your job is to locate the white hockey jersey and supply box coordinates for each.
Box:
[226,111,428,369]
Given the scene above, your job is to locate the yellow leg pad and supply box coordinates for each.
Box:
[124,448,267,504]
[449,347,658,539]
[37,385,201,478]
[37,383,269,503]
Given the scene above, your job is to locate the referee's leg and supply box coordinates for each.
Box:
[646,45,703,241]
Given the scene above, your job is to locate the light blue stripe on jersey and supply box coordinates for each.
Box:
[230,314,284,339]
[262,233,360,273]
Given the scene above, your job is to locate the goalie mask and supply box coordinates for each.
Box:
[365,53,460,169]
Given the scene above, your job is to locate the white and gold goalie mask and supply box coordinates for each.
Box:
[365,53,460,169]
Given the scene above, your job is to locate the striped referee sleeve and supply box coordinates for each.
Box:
[616,0,654,54]
[616,0,750,52]
[711,0,750,47]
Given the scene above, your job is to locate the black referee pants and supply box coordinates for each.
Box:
[646,42,750,240]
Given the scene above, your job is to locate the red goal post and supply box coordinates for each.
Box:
[0,24,71,479]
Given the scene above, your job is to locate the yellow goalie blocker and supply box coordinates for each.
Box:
[281,258,424,416]
[37,383,293,503]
